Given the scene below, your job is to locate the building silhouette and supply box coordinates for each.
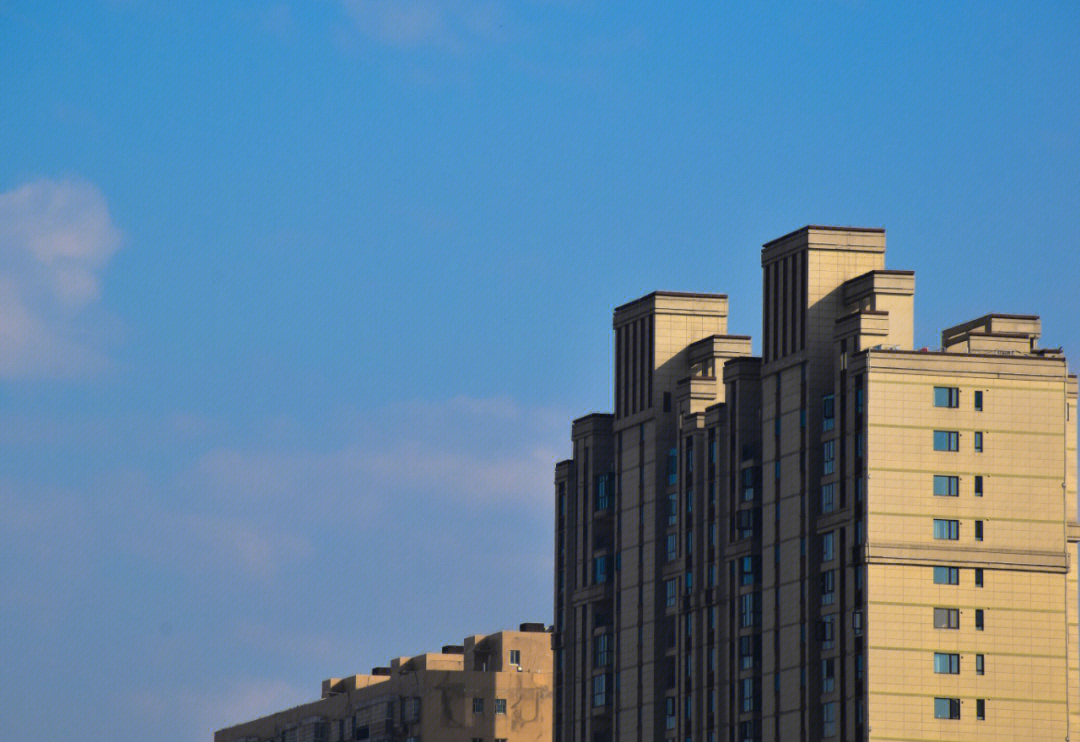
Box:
[553,226,1079,741]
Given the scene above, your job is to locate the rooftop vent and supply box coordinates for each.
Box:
[519,622,547,633]
[441,644,465,655]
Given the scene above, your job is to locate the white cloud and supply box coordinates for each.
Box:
[189,396,565,514]
[0,177,123,378]
[180,513,313,581]
[234,621,348,663]
[126,678,310,739]
[340,0,507,52]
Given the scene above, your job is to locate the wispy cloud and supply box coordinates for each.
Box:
[188,395,564,515]
[126,678,310,740]
[3,394,562,739]
[340,0,507,52]
[0,177,123,378]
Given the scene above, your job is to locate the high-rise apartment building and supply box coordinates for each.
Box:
[215,625,553,742]
[553,226,1079,741]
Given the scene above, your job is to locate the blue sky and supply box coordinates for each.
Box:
[2,1,1078,739]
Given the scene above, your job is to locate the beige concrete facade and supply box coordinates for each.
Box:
[215,626,553,742]
[554,226,1079,741]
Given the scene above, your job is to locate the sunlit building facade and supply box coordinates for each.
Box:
[215,625,553,742]
[553,226,1079,741]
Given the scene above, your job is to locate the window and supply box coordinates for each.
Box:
[822,394,835,431]
[666,533,678,562]
[934,697,961,719]
[820,615,835,649]
[667,448,677,485]
[403,697,421,723]
[934,387,959,408]
[933,566,959,585]
[975,654,985,675]
[736,508,758,539]
[685,571,693,594]
[663,392,672,412]
[933,519,959,540]
[821,531,835,562]
[596,630,613,669]
[974,390,983,411]
[665,697,676,730]
[667,492,678,526]
[740,555,759,585]
[974,475,984,496]
[976,699,986,720]
[975,568,984,587]
[494,698,507,715]
[708,563,716,587]
[821,658,835,692]
[740,592,761,627]
[822,701,836,737]
[933,475,959,497]
[823,440,835,475]
[821,483,835,514]
[739,720,760,742]
[741,466,758,501]
[855,386,864,414]
[852,608,863,635]
[934,653,960,674]
[934,607,960,629]
[740,677,757,712]
[509,649,520,666]
[356,726,369,741]
[739,635,760,669]
[975,609,984,630]
[974,431,984,452]
[975,520,983,541]
[934,430,959,451]
[472,698,484,713]
[592,674,609,707]
[595,473,613,511]
[593,556,609,584]
[821,570,836,605]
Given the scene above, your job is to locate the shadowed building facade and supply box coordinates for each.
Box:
[553,226,1079,741]
[215,625,553,742]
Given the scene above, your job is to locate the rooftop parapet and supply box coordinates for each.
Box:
[942,313,1042,354]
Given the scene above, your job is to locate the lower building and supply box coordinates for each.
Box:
[215,624,553,742]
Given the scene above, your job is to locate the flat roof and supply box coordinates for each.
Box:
[613,290,728,314]
[762,224,885,249]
